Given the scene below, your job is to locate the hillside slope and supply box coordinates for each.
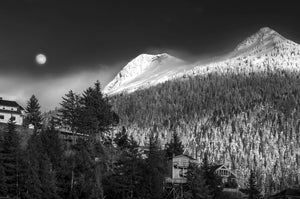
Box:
[108,27,300,194]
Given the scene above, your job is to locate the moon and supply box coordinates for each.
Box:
[35,54,47,65]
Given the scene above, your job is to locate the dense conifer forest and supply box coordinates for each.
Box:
[110,70,300,194]
[1,81,230,199]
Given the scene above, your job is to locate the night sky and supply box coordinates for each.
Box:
[1,0,300,110]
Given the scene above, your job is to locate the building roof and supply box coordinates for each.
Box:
[173,154,196,160]
[211,164,224,171]
[0,99,23,109]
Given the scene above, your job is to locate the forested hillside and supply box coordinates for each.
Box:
[110,70,300,194]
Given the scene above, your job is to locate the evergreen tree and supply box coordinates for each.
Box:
[22,133,42,199]
[39,129,62,199]
[201,153,223,199]
[165,130,184,159]
[105,133,144,199]
[70,138,103,199]
[0,128,8,197]
[247,170,263,199]
[59,90,81,132]
[24,95,43,131]
[0,118,21,198]
[184,162,211,199]
[143,131,166,199]
[78,80,119,137]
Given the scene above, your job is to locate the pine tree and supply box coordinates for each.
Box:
[247,170,263,199]
[70,138,102,199]
[59,90,81,132]
[105,133,144,199]
[165,130,184,159]
[78,80,119,137]
[39,129,62,199]
[143,131,166,199]
[22,133,42,199]
[24,95,43,131]
[201,153,223,199]
[0,128,8,197]
[0,118,21,198]
[184,162,211,199]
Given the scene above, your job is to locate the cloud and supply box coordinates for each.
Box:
[0,65,119,111]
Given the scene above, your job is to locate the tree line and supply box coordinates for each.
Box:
[110,70,300,195]
[0,80,264,198]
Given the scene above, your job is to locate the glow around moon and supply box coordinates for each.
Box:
[36,54,47,65]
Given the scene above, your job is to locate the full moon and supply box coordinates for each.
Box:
[35,54,47,65]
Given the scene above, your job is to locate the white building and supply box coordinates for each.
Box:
[0,98,25,125]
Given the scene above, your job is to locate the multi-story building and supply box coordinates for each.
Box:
[0,97,25,125]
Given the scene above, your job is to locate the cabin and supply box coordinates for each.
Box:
[0,98,25,125]
[212,164,238,188]
[164,154,197,199]
[165,154,197,184]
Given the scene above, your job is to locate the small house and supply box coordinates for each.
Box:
[212,164,238,188]
[0,98,25,125]
[165,154,197,184]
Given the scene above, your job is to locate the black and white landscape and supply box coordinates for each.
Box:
[1,1,300,199]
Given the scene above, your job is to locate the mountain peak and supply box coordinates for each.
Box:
[235,27,284,52]
[103,53,175,94]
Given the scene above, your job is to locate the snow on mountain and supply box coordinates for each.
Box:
[103,53,189,95]
[104,27,300,95]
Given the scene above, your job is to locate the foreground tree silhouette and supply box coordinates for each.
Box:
[247,170,263,199]
[0,118,21,198]
[185,162,211,199]
[201,153,223,198]
[59,81,119,199]
[78,80,119,137]
[104,130,144,199]
[143,130,166,199]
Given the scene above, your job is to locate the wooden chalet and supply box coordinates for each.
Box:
[212,164,238,188]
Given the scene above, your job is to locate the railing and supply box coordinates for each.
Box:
[165,177,187,184]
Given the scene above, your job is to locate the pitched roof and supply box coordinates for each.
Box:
[0,99,22,108]
[173,154,196,160]
[211,164,224,171]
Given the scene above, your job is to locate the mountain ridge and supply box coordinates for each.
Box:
[104,27,300,95]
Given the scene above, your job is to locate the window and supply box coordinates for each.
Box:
[11,116,16,121]
[0,115,4,119]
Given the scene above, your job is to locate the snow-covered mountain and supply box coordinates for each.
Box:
[103,27,300,95]
[103,53,190,95]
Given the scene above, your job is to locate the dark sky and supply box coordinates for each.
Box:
[1,0,300,110]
